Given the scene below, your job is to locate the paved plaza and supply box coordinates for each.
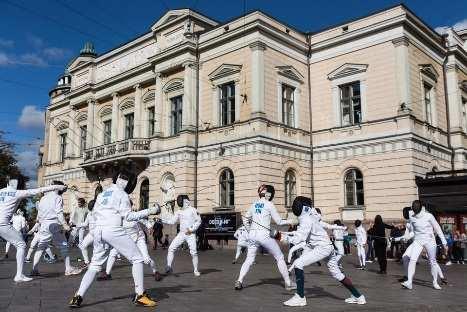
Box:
[0,245,466,312]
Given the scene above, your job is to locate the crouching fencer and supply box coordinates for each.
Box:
[0,176,66,282]
[232,225,250,264]
[399,200,448,290]
[69,172,160,308]
[234,185,295,291]
[279,196,366,307]
[161,194,201,276]
[31,181,83,277]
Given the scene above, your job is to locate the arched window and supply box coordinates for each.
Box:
[284,169,296,209]
[140,179,149,210]
[219,168,234,208]
[344,168,364,207]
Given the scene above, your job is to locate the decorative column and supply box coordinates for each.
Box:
[86,98,95,148]
[154,72,163,136]
[392,36,411,112]
[249,41,266,118]
[183,61,196,131]
[445,62,462,131]
[111,92,119,142]
[133,84,142,138]
[69,110,79,157]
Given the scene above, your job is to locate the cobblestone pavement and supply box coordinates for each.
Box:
[0,244,466,312]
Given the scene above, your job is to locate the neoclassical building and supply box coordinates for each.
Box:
[38,4,467,224]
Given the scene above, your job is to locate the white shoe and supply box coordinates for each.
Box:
[194,271,201,277]
[65,267,83,276]
[446,261,452,266]
[24,259,31,263]
[285,281,297,291]
[14,275,33,283]
[283,294,307,307]
[401,281,412,290]
[345,295,366,305]
[433,282,441,290]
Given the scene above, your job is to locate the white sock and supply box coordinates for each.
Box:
[80,246,89,264]
[15,247,26,278]
[167,250,174,268]
[277,259,291,285]
[148,258,157,274]
[407,260,417,284]
[5,242,10,254]
[435,263,444,279]
[235,247,241,261]
[32,250,44,271]
[77,269,97,297]
[65,256,71,271]
[192,255,199,272]
[238,258,254,283]
[106,253,117,275]
[45,248,54,259]
[132,262,144,295]
[26,248,34,261]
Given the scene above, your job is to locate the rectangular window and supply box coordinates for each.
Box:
[103,120,112,144]
[124,113,134,139]
[59,133,67,162]
[424,83,433,124]
[339,82,361,126]
[170,96,183,135]
[282,84,295,127]
[219,82,235,126]
[148,107,155,136]
[462,97,467,132]
[79,125,87,155]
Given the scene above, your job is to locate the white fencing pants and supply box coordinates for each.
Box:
[237,230,290,285]
[334,241,344,264]
[234,239,248,261]
[356,243,366,267]
[293,244,345,281]
[77,226,145,297]
[32,222,71,272]
[167,232,198,272]
[78,232,94,264]
[26,234,54,261]
[0,225,27,279]
[405,239,439,284]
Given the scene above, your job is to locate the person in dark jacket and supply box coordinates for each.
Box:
[370,215,394,274]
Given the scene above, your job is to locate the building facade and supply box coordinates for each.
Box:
[38,5,467,223]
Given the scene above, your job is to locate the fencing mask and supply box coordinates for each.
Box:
[258,184,275,201]
[411,200,422,215]
[7,175,24,190]
[291,196,312,217]
[354,219,362,228]
[402,207,411,220]
[52,180,66,195]
[177,194,190,208]
[112,171,132,193]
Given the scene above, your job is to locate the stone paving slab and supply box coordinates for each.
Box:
[0,244,466,312]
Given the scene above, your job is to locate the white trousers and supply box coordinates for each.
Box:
[403,239,442,284]
[26,233,54,260]
[167,232,198,272]
[234,239,249,261]
[334,241,345,264]
[78,232,94,264]
[293,244,345,281]
[356,243,366,267]
[0,224,26,279]
[77,226,145,297]
[237,230,290,285]
[33,222,71,272]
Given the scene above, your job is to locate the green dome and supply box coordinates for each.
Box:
[80,41,97,57]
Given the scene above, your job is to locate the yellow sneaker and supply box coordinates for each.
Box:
[134,292,157,307]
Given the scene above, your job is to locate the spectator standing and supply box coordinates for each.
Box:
[370,215,395,274]
[444,228,453,265]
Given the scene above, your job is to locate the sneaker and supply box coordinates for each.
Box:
[358,266,366,270]
[433,282,441,290]
[154,271,162,281]
[446,261,452,266]
[194,271,201,277]
[401,281,412,290]
[14,275,33,283]
[69,294,83,308]
[65,267,83,276]
[366,260,373,263]
[234,281,243,290]
[441,278,448,285]
[30,269,40,277]
[134,292,157,307]
[345,295,366,305]
[283,294,307,307]
[96,273,112,281]
[285,281,297,291]
[165,266,173,274]
[24,258,31,263]
[232,259,237,264]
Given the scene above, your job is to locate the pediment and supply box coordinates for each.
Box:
[163,78,184,93]
[419,64,439,82]
[208,64,242,81]
[275,65,304,83]
[55,120,69,131]
[67,56,93,71]
[75,113,87,123]
[151,9,217,32]
[119,97,135,111]
[327,63,368,80]
[99,105,112,118]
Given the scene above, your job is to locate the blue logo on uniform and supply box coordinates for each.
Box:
[255,202,264,214]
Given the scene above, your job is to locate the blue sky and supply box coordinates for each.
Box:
[0,0,466,186]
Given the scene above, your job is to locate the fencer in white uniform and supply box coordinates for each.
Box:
[69,173,159,308]
[69,194,88,248]
[354,220,367,269]
[31,181,82,276]
[234,185,294,291]
[78,200,97,265]
[5,210,28,256]
[331,220,346,265]
[0,176,65,282]
[161,194,201,276]
[25,219,55,262]
[400,200,448,290]
[280,196,366,307]
[232,225,250,264]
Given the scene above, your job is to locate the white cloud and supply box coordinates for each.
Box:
[42,47,71,60]
[16,150,39,186]
[435,18,467,34]
[0,52,13,66]
[0,38,14,48]
[17,53,48,67]
[18,105,45,130]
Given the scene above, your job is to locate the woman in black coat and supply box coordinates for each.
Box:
[370,215,394,274]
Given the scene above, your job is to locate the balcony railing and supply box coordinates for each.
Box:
[83,139,150,163]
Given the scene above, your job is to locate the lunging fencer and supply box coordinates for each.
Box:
[232,225,250,264]
[161,194,202,276]
[354,219,367,270]
[25,219,55,263]
[400,200,448,290]
[31,180,83,277]
[280,196,366,307]
[0,176,65,283]
[234,184,295,291]
[69,172,160,308]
